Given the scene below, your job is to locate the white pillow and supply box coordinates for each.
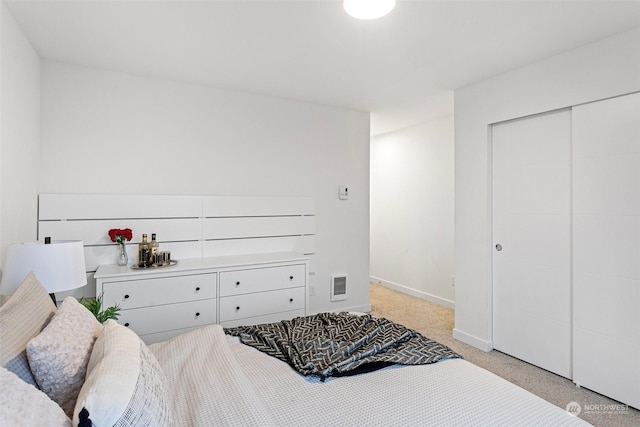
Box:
[27,296,103,417]
[74,319,172,426]
[0,366,71,426]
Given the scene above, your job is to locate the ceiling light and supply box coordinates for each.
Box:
[344,0,396,20]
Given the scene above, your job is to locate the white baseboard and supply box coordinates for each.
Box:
[452,328,493,352]
[339,303,372,313]
[310,303,372,316]
[370,276,455,309]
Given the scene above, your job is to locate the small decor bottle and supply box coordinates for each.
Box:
[150,233,160,265]
[138,234,151,268]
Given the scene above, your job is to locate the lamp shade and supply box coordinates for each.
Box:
[344,0,396,20]
[0,240,87,295]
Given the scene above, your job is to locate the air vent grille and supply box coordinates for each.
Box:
[330,274,347,301]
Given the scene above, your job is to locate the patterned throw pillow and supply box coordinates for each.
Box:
[0,366,71,427]
[27,297,103,417]
[73,320,173,426]
[0,272,57,386]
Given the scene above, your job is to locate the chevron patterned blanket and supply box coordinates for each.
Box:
[224,312,461,380]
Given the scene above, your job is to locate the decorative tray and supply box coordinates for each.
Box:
[130,260,178,270]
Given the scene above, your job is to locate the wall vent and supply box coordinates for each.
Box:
[330,274,347,301]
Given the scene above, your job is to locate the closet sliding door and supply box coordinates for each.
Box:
[492,109,572,379]
[492,93,639,407]
[572,92,640,408]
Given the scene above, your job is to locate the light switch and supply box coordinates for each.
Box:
[339,186,349,200]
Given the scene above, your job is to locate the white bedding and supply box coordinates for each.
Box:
[150,325,276,426]
[151,324,590,426]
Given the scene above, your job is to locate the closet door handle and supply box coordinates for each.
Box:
[495,243,503,251]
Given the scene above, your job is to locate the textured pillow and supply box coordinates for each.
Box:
[74,319,173,426]
[27,296,103,417]
[0,272,57,386]
[0,366,71,426]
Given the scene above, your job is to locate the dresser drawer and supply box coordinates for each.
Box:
[102,273,217,309]
[220,287,305,322]
[117,298,216,336]
[219,264,305,297]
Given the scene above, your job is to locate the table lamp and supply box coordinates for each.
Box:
[0,238,87,305]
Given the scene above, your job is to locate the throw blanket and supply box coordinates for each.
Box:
[225,312,461,380]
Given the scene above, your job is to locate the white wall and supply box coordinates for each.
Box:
[39,61,371,314]
[454,27,640,351]
[0,1,40,263]
[370,114,455,307]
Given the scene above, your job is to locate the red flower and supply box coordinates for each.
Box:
[108,228,133,245]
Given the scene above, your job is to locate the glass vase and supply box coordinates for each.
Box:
[116,243,128,266]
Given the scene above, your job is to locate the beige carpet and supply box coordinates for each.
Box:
[369,283,640,427]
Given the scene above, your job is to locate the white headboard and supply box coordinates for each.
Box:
[38,193,316,297]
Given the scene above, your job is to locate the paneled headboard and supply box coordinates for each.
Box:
[38,193,316,298]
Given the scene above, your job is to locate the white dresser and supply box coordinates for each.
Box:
[95,252,309,343]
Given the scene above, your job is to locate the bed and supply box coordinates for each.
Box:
[1,273,590,426]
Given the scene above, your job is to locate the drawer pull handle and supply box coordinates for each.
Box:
[195,287,200,292]
[289,276,294,280]
[289,298,294,303]
[236,281,240,286]
[124,294,130,299]
[124,322,130,327]
[236,306,240,311]
[195,312,200,317]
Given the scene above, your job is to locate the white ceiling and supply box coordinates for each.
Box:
[5,0,640,135]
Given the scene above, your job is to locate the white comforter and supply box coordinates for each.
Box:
[150,324,276,426]
[151,324,590,426]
